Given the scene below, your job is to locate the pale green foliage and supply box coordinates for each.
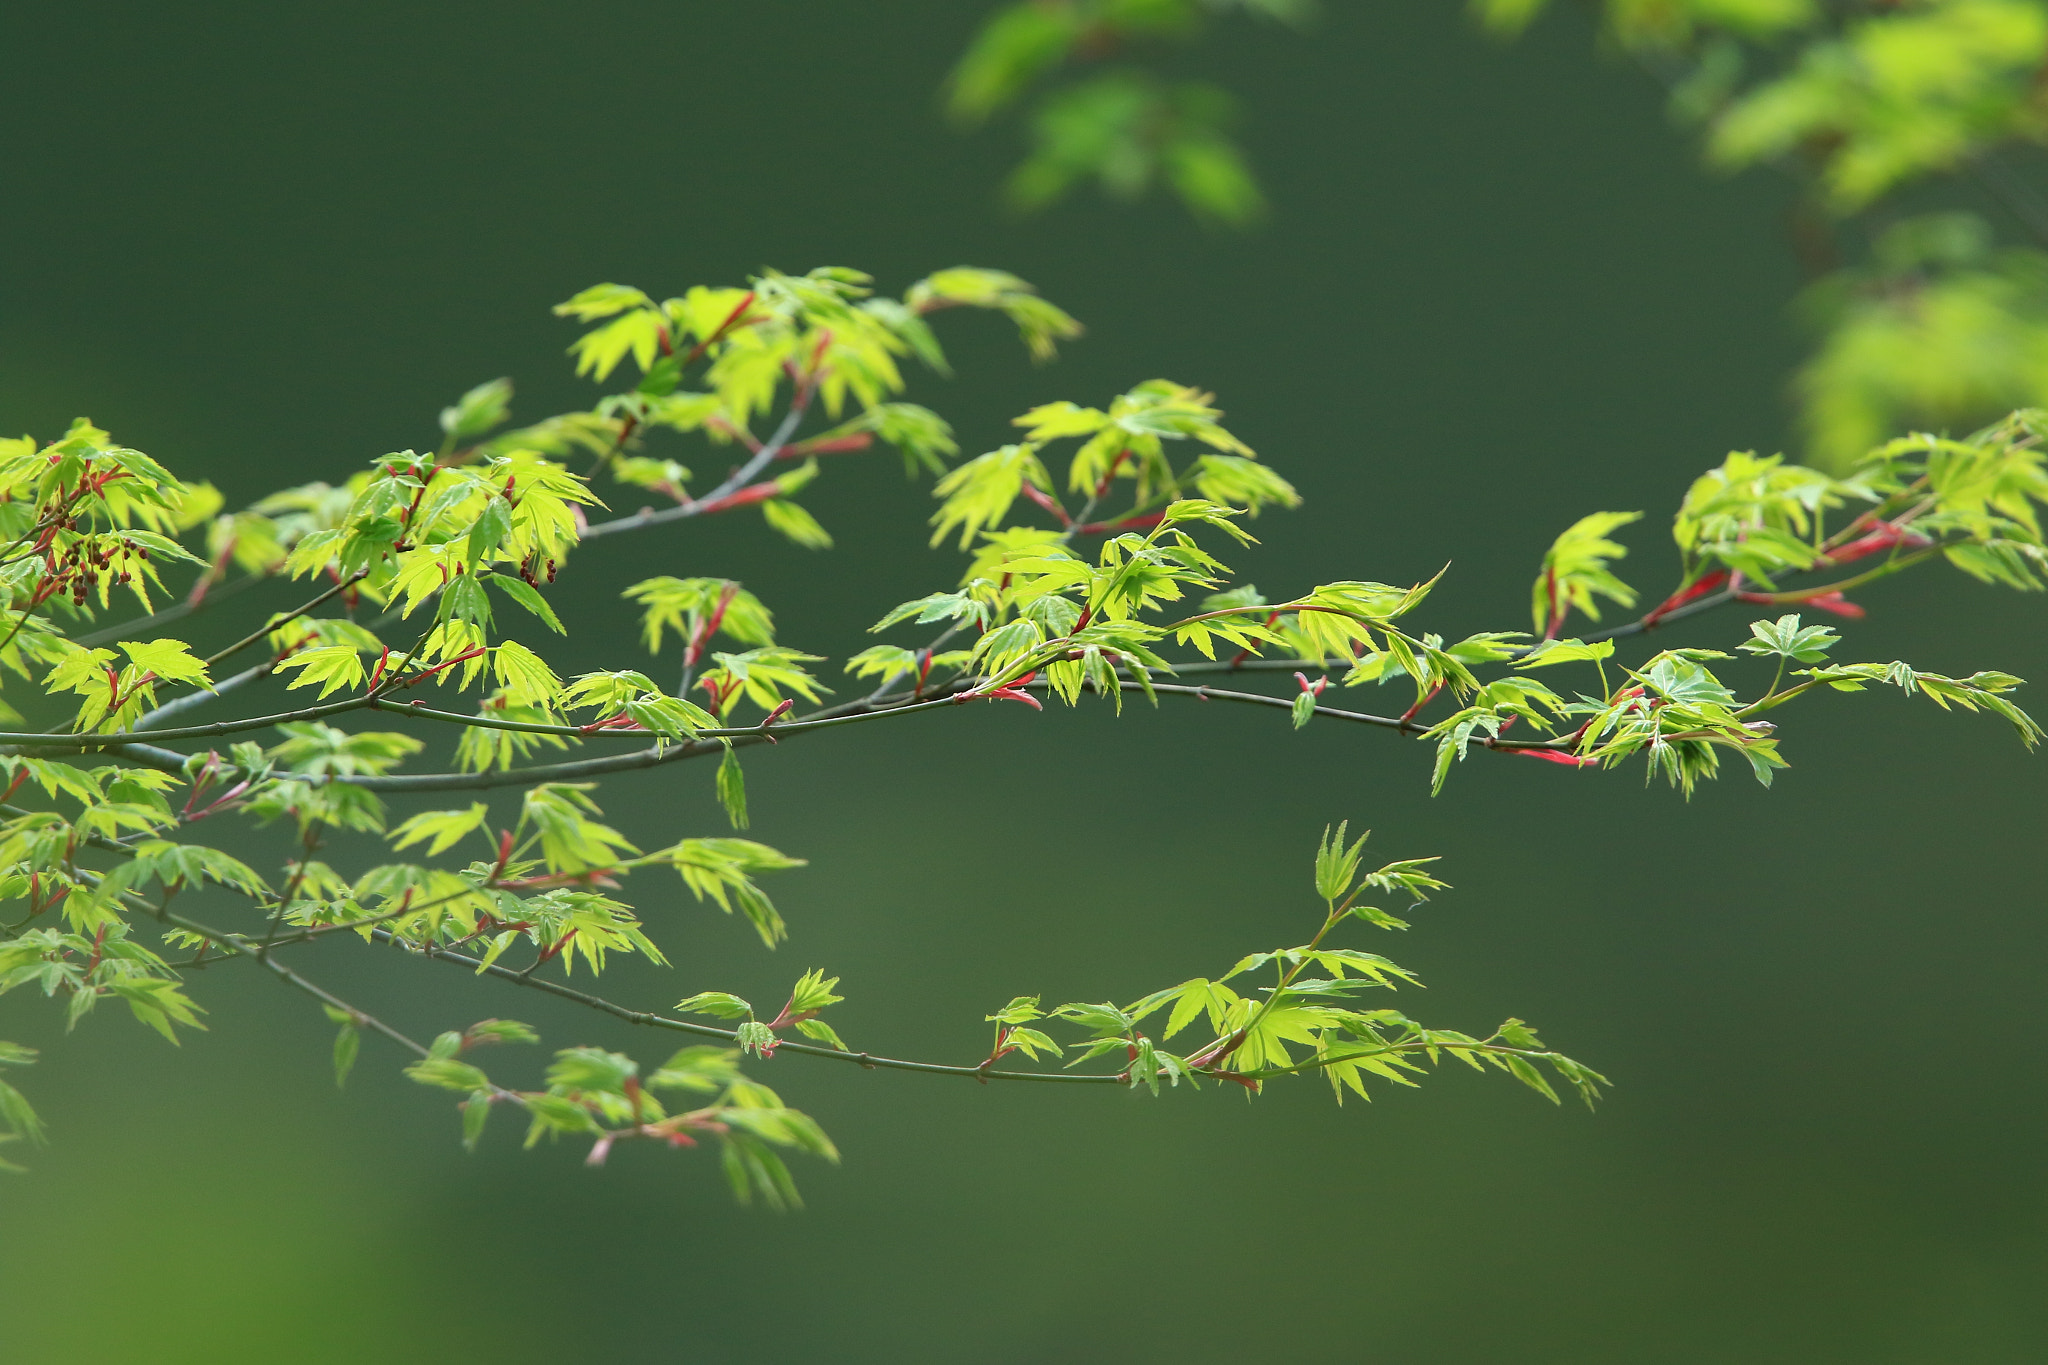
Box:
[1535,512,1642,635]
[1026,833,1594,1104]
[397,1021,833,1198]
[0,264,2039,1203]
[678,967,849,1055]
[929,379,1286,550]
[1740,613,1841,664]
[622,577,775,656]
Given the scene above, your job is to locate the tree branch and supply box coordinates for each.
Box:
[150,907,430,1057]
[133,658,276,730]
[71,572,267,649]
[579,396,812,541]
[374,930,1125,1084]
[198,569,370,671]
[272,679,1420,793]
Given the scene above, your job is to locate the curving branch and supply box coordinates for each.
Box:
[71,571,267,649]
[375,930,1128,1085]
[578,396,812,541]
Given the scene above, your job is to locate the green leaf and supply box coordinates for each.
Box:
[736,1021,777,1056]
[465,1019,540,1048]
[1739,613,1840,663]
[794,1018,849,1050]
[332,1020,360,1089]
[487,574,567,634]
[387,804,490,858]
[986,996,1045,1026]
[461,1094,492,1152]
[1533,511,1641,634]
[761,499,833,550]
[716,744,749,830]
[1314,821,1370,903]
[440,378,513,445]
[1515,637,1615,669]
[676,991,754,1020]
[405,1058,492,1093]
[1290,690,1316,729]
[466,497,514,566]
[120,638,211,686]
[788,968,844,1016]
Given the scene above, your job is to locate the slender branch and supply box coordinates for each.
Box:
[198,569,369,671]
[283,680,1417,793]
[15,530,1962,776]
[579,398,811,541]
[0,692,377,751]
[379,911,1550,1091]
[171,898,437,960]
[1731,548,1940,605]
[376,930,1124,1084]
[361,689,969,743]
[76,668,1541,797]
[152,907,430,1058]
[1025,679,1411,730]
[72,572,266,649]
[132,658,275,730]
[1569,586,1738,646]
[258,824,324,954]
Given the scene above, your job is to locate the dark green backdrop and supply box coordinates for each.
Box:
[2,4,2043,1362]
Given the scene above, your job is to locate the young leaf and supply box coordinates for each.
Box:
[716,744,749,830]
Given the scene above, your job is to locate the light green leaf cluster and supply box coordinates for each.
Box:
[0,921,204,1042]
[557,264,1076,431]
[931,379,1284,550]
[394,1018,834,1198]
[678,967,850,1055]
[656,839,807,948]
[1534,512,1642,635]
[983,832,1599,1105]
[622,577,775,656]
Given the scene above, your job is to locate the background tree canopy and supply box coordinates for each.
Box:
[2,3,2044,1363]
[955,0,2048,468]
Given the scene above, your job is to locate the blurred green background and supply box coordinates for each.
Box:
[3,3,2044,1361]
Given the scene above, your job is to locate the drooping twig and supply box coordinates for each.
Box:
[375,930,1125,1085]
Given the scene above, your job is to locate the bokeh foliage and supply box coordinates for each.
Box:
[952,0,2048,466]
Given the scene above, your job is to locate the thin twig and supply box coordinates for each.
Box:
[376,930,1124,1084]
[199,569,369,671]
[579,399,811,540]
[72,572,267,649]
[132,658,276,730]
[150,907,429,1057]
